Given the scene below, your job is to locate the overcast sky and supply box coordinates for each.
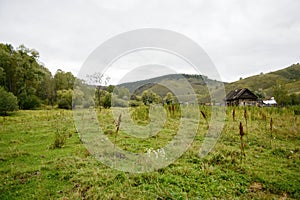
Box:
[0,0,299,84]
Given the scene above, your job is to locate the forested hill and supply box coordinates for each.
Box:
[119,63,300,95]
[118,74,225,103]
[118,63,300,105]
[225,63,300,96]
[119,74,216,93]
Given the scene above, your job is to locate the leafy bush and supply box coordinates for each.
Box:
[57,89,72,109]
[50,112,69,148]
[0,87,18,115]
[72,88,84,107]
[294,106,300,115]
[141,90,161,105]
[102,93,112,108]
[51,129,67,149]
[83,98,94,108]
[19,95,41,110]
[131,105,149,121]
[112,95,128,107]
[164,92,174,105]
[58,98,72,109]
[129,100,142,107]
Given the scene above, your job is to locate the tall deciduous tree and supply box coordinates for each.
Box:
[15,45,43,109]
[86,72,110,109]
[53,69,75,91]
[37,66,55,105]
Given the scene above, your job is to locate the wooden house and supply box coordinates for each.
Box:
[226,88,258,106]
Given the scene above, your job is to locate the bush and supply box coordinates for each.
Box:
[141,90,161,105]
[58,98,72,109]
[19,95,41,110]
[129,100,142,107]
[50,130,67,149]
[57,89,72,109]
[112,97,128,107]
[294,106,300,115]
[102,93,112,108]
[83,98,94,108]
[0,87,18,115]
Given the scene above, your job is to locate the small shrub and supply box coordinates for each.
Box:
[83,98,94,108]
[57,89,72,109]
[58,98,72,109]
[294,109,300,115]
[112,97,128,107]
[271,148,288,157]
[129,100,141,107]
[102,93,112,108]
[50,112,69,149]
[131,106,149,122]
[51,129,67,149]
[0,87,18,115]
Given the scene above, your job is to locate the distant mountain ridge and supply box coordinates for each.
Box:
[117,63,300,101]
[119,74,209,93]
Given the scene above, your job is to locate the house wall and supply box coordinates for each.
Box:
[238,99,257,106]
[226,99,257,106]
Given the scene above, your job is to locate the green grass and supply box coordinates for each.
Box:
[0,106,299,199]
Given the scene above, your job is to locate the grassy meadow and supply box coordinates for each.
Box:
[0,106,299,199]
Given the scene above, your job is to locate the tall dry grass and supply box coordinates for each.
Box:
[239,121,246,162]
[201,110,209,129]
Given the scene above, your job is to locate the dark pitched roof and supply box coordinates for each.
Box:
[226,88,258,101]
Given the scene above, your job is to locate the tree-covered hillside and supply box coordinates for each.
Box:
[119,74,224,104]
[119,63,300,105]
[225,63,300,104]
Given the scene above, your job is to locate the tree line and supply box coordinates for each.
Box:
[2,43,298,115]
[0,43,79,114]
[0,43,176,115]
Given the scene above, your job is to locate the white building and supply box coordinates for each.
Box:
[263,97,277,106]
